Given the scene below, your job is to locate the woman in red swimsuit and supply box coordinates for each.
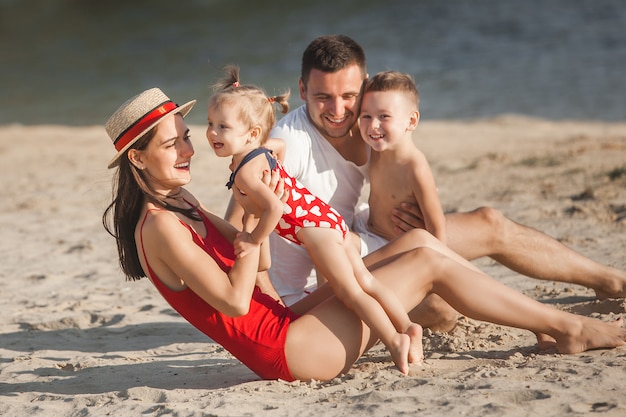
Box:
[102,87,626,382]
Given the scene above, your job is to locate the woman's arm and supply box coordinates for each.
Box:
[144,210,260,316]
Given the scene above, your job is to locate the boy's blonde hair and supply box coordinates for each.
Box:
[363,71,419,109]
[209,65,290,145]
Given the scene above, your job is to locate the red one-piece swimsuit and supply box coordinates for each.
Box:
[139,206,300,381]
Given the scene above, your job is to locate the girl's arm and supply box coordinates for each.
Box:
[234,157,284,248]
[410,150,447,243]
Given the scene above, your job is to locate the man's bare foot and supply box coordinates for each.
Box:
[555,317,626,354]
[406,323,424,363]
[389,333,410,375]
[594,271,626,300]
[595,287,626,300]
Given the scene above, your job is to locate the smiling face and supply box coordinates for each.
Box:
[358,90,419,152]
[206,102,257,159]
[128,113,194,195]
[299,64,365,142]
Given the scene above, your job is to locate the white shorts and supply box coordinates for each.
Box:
[352,204,389,257]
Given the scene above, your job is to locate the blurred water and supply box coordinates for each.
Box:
[1,0,625,125]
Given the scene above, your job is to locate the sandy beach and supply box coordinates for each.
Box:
[1,117,625,416]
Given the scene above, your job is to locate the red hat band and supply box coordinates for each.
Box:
[113,101,178,151]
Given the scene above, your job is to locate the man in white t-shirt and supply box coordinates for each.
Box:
[226,35,626,322]
[265,104,369,303]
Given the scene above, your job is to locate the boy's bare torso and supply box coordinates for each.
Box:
[367,149,422,241]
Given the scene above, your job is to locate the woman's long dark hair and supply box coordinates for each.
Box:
[102,126,199,281]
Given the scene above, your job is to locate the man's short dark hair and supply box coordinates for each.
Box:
[301,35,367,85]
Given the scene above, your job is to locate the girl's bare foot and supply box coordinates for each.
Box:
[555,317,626,354]
[389,333,410,375]
[406,323,424,363]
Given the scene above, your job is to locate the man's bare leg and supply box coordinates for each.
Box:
[443,207,626,299]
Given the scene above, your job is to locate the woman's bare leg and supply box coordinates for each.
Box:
[374,248,626,354]
[286,246,626,381]
[371,233,625,353]
[362,228,471,332]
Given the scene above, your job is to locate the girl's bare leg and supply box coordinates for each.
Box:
[361,228,472,332]
[298,228,410,374]
[344,235,423,363]
[405,323,424,363]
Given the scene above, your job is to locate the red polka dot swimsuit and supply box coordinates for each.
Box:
[227,147,348,245]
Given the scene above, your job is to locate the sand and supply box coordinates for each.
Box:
[1,116,625,416]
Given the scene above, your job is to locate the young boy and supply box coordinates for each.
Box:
[358,71,447,243]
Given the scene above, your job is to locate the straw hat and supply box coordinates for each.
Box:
[105,88,196,169]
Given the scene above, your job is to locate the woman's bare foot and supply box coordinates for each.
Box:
[406,323,424,363]
[534,332,557,350]
[555,317,626,354]
[389,333,410,375]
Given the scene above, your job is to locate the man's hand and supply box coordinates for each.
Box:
[391,202,426,235]
[263,169,287,203]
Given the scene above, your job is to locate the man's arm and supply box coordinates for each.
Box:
[391,202,426,236]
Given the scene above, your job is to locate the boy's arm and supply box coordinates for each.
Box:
[409,151,447,243]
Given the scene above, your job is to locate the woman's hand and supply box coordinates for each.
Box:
[234,231,261,259]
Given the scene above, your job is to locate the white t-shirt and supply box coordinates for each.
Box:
[268,105,370,304]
